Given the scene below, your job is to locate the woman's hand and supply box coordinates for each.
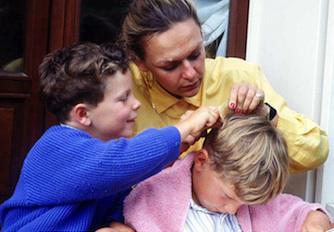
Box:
[228,83,266,116]
[301,210,331,232]
[227,83,279,125]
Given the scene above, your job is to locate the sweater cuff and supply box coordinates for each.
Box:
[159,126,181,163]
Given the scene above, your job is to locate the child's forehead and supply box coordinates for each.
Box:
[214,175,243,202]
[103,70,132,88]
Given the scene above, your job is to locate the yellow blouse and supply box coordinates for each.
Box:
[130,57,329,172]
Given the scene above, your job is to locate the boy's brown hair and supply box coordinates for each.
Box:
[39,42,129,122]
[203,115,289,204]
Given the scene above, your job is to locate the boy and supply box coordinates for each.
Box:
[0,42,220,231]
[124,115,332,232]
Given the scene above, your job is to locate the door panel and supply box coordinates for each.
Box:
[0,0,50,203]
[0,107,15,195]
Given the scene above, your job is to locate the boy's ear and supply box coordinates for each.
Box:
[133,57,149,72]
[70,103,92,126]
[193,149,210,172]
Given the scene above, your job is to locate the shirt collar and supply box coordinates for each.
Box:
[149,80,202,113]
[189,198,224,216]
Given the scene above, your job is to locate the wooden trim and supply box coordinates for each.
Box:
[227,0,249,59]
[25,0,50,79]
[0,78,31,94]
[64,0,81,45]
[0,107,15,195]
[45,0,81,128]
[0,72,28,79]
[49,0,67,50]
[24,0,51,145]
[49,0,81,52]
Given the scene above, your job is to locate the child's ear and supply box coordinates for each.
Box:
[193,149,210,172]
[70,103,92,126]
[133,57,149,72]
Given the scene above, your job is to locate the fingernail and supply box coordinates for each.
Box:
[229,102,236,109]
[235,108,241,114]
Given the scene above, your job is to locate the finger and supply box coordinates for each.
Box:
[200,130,208,137]
[183,134,196,145]
[229,84,239,110]
[180,110,193,121]
[206,107,221,127]
[212,119,223,129]
[208,106,220,117]
[236,85,248,114]
[249,91,265,112]
[179,142,190,153]
[242,86,256,113]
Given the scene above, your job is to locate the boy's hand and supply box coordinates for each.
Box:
[95,222,135,232]
[301,210,331,232]
[176,106,221,144]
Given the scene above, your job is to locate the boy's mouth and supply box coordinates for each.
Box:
[127,116,137,123]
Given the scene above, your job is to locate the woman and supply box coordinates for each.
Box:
[121,0,328,172]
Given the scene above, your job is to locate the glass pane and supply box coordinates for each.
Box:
[194,0,230,58]
[0,0,25,73]
[79,0,133,44]
[79,0,231,58]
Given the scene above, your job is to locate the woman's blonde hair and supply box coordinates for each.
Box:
[122,0,200,59]
[203,115,289,204]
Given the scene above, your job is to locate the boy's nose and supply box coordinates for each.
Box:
[133,97,141,110]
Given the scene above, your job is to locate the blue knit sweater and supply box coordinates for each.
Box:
[0,125,180,231]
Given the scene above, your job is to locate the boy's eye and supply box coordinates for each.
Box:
[119,96,128,102]
[118,91,130,102]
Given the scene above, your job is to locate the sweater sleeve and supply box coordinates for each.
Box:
[22,126,181,204]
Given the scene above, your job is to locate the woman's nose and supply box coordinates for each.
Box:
[181,60,196,80]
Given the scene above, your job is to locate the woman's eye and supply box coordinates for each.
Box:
[162,64,177,71]
[188,52,200,61]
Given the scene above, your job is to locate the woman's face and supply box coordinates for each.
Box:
[136,18,206,98]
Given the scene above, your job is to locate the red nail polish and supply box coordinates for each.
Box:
[235,108,241,114]
[229,103,236,109]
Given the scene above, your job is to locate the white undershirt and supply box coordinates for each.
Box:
[184,198,242,232]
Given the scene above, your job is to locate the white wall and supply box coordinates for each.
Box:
[317,0,334,206]
[246,0,333,203]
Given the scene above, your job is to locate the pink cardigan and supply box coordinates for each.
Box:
[124,153,329,232]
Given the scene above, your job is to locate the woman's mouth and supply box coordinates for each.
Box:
[182,81,200,91]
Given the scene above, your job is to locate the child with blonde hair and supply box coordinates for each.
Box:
[124,115,332,232]
[0,42,220,231]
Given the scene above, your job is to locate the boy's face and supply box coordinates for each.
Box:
[192,150,243,214]
[87,70,141,140]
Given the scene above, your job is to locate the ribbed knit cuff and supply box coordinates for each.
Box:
[158,126,181,163]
